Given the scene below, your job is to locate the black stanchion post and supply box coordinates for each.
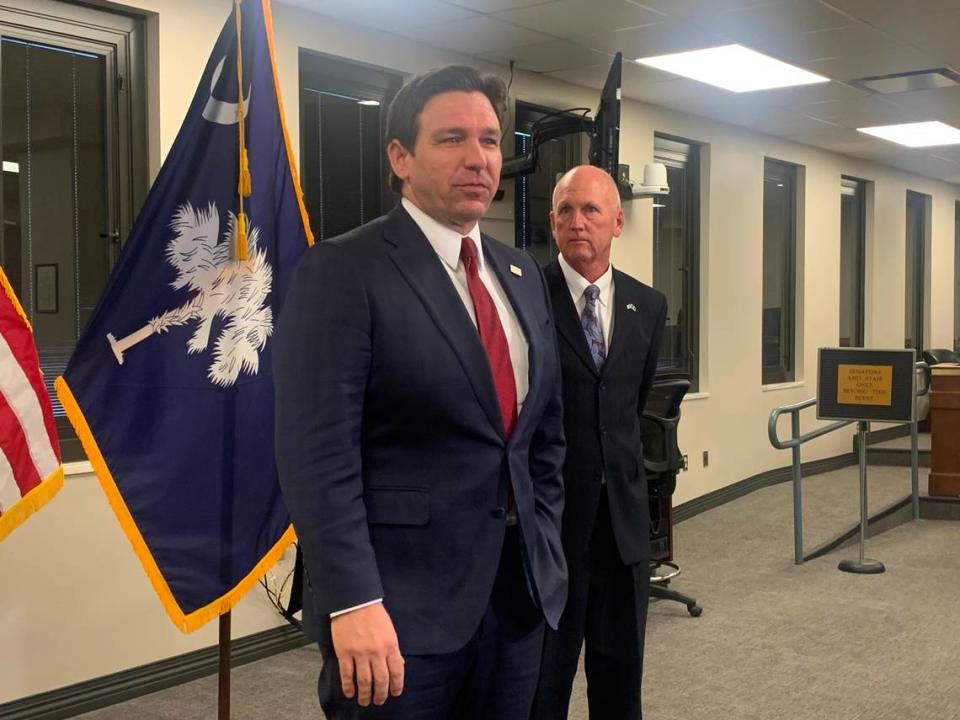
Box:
[219,611,231,719]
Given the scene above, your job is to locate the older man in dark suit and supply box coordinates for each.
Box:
[531,165,667,720]
[273,65,566,720]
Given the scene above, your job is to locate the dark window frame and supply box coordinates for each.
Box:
[905,189,928,352]
[762,157,798,385]
[955,201,960,351]
[839,175,866,348]
[653,132,701,390]
[298,49,402,242]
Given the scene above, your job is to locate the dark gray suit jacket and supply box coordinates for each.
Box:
[544,259,666,566]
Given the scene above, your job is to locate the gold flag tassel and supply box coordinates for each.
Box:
[234,0,250,261]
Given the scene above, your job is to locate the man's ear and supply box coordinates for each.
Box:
[613,206,625,237]
[548,210,557,238]
[387,139,412,184]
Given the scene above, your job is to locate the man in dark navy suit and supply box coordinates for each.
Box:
[274,65,567,719]
[531,165,667,720]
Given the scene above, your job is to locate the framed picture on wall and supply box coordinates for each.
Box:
[35,264,58,314]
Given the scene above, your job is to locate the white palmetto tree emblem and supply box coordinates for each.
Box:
[107,202,273,387]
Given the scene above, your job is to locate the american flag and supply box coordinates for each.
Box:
[0,265,63,541]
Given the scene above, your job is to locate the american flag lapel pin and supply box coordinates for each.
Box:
[510,264,522,277]
[626,303,637,312]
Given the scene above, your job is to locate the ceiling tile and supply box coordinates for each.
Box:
[494,0,665,39]
[873,12,960,66]
[279,0,476,31]
[803,95,920,129]
[819,0,959,23]
[757,81,868,108]
[441,0,558,12]
[397,15,554,53]
[478,39,612,73]
[577,21,727,58]
[863,149,960,179]
[545,61,639,91]
[925,146,960,162]
[746,24,901,65]
[804,44,945,82]
[784,126,886,154]
[883,87,960,126]
[636,0,793,20]
[693,0,854,44]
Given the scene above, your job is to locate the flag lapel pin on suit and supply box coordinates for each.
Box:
[626,303,637,312]
[510,264,522,277]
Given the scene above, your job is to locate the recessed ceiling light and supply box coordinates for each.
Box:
[636,44,829,92]
[857,121,960,147]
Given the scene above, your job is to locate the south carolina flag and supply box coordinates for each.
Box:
[0,266,63,541]
[56,0,311,632]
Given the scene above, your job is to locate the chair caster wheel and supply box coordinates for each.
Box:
[688,605,702,617]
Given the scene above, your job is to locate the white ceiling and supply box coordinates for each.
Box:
[278,0,960,185]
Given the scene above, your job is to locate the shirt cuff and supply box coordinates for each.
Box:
[330,598,383,618]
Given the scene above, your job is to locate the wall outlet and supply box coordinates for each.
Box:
[703,450,709,468]
[681,454,689,471]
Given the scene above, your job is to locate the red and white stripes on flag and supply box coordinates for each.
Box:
[0,266,63,541]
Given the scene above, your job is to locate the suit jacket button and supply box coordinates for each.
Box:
[599,425,607,435]
[491,507,506,518]
[599,383,607,391]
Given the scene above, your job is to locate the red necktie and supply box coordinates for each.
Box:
[460,237,517,438]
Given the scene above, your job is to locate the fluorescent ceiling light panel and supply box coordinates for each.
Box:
[357,99,380,106]
[857,121,960,147]
[637,44,829,92]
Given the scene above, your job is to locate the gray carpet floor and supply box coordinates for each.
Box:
[76,463,960,719]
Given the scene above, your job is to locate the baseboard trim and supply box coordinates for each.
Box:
[674,453,857,524]
[0,624,309,720]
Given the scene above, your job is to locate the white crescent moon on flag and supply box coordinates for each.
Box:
[202,57,251,125]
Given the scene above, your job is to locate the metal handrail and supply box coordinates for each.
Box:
[768,399,854,449]
[768,361,929,565]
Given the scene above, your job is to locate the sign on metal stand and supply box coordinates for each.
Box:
[817,348,917,575]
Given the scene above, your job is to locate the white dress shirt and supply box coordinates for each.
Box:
[558,253,615,349]
[402,197,530,411]
[330,199,531,618]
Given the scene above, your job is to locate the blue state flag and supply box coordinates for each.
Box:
[56,0,311,632]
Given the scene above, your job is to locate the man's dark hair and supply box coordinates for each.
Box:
[385,65,508,193]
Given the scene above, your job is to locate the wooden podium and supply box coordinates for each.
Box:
[929,364,960,497]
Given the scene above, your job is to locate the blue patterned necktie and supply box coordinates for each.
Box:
[580,284,605,369]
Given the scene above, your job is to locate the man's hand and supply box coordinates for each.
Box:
[330,603,405,706]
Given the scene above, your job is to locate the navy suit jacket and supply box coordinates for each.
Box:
[274,205,567,655]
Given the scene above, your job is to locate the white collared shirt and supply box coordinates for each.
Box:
[402,197,530,411]
[558,253,615,350]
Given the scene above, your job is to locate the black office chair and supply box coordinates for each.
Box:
[641,375,702,617]
[922,348,960,366]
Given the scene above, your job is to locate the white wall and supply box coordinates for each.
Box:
[2,0,958,705]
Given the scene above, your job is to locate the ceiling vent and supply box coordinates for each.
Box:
[855,68,960,94]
